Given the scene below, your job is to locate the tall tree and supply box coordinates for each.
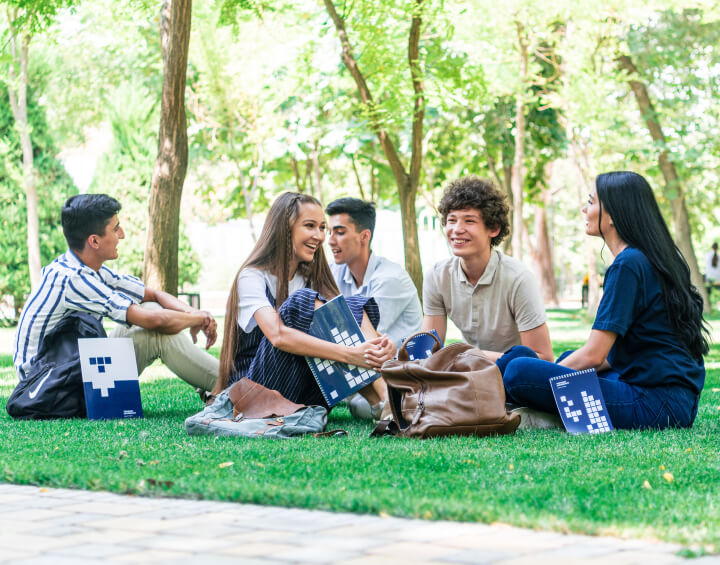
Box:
[143,0,192,294]
[0,83,76,315]
[617,54,709,310]
[511,20,528,260]
[3,1,73,290]
[323,0,426,293]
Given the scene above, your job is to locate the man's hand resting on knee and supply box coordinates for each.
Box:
[125,288,218,350]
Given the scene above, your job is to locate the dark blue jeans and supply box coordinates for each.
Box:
[500,348,699,430]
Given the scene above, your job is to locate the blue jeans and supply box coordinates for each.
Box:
[501,349,699,430]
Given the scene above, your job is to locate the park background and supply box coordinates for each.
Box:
[2,0,720,555]
[2,0,720,319]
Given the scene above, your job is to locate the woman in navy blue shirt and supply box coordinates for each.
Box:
[502,171,709,429]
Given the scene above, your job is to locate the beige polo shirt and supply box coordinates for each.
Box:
[423,250,547,352]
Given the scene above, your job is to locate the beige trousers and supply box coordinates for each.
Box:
[110,302,218,392]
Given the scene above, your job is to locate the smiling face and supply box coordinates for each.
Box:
[444,208,500,259]
[328,213,368,265]
[92,214,125,261]
[581,190,612,238]
[291,202,327,266]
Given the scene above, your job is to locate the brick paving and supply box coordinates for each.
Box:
[1,484,718,564]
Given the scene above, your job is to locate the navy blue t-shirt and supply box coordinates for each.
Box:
[593,247,704,394]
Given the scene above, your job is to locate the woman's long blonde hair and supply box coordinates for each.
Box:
[216,192,339,392]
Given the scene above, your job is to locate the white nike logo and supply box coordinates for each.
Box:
[28,369,53,399]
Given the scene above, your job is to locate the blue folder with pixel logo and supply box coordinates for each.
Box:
[78,337,143,420]
[549,368,613,434]
[305,295,381,407]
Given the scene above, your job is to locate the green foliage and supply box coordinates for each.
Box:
[0,83,76,315]
[0,0,77,36]
[90,80,199,287]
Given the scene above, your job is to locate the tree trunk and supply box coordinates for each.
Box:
[351,154,366,199]
[534,189,559,306]
[511,21,528,260]
[143,0,192,294]
[245,143,263,242]
[569,134,601,315]
[7,27,42,291]
[290,157,303,193]
[311,141,324,203]
[323,0,425,294]
[617,55,709,311]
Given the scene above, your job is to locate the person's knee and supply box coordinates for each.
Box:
[502,358,521,389]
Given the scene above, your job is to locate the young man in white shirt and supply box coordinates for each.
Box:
[326,197,423,418]
[326,198,422,348]
[422,176,553,373]
[14,194,219,395]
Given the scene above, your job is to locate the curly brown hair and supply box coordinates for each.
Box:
[438,176,510,247]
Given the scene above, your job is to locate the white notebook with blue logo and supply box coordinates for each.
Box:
[78,337,143,420]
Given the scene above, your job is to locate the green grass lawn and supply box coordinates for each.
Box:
[1,310,719,553]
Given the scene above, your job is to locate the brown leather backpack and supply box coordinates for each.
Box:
[376,333,521,438]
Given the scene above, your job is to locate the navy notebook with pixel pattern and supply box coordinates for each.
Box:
[305,295,380,407]
[549,368,613,434]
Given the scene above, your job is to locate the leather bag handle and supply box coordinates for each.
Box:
[397,331,443,362]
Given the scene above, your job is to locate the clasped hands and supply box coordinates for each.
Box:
[190,310,217,349]
[356,334,396,370]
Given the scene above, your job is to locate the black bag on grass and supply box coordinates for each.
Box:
[6,313,106,420]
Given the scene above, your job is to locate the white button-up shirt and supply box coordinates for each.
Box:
[331,252,422,347]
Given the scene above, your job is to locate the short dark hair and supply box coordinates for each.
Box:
[438,176,510,247]
[61,194,122,251]
[325,198,376,237]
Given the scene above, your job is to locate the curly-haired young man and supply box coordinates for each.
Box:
[421,176,553,371]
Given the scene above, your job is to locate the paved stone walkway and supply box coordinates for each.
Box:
[1,483,718,565]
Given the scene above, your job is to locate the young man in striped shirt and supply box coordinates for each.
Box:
[13,194,219,395]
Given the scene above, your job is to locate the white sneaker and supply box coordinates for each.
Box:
[348,394,384,421]
[511,406,563,430]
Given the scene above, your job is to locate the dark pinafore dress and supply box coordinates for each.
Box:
[229,287,379,409]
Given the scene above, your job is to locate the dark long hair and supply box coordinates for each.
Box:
[217,192,339,391]
[595,171,709,360]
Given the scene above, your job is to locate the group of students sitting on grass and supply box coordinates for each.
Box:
[12,171,708,430]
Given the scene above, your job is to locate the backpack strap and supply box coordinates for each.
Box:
[370,419,399,437]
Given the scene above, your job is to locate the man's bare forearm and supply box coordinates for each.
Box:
[143,288,194,313]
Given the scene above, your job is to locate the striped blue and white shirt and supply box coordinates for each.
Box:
[13,250,145,380]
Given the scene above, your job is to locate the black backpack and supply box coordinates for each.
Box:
[7,313,106,419]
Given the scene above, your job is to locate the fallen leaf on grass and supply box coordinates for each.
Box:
[149,460,159,465]
[642,480,652,489]
[218,461,234,468]
[508,463,514,470]
[659,464,666,470]
[663,472,674,483]
[686,448,692,452]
